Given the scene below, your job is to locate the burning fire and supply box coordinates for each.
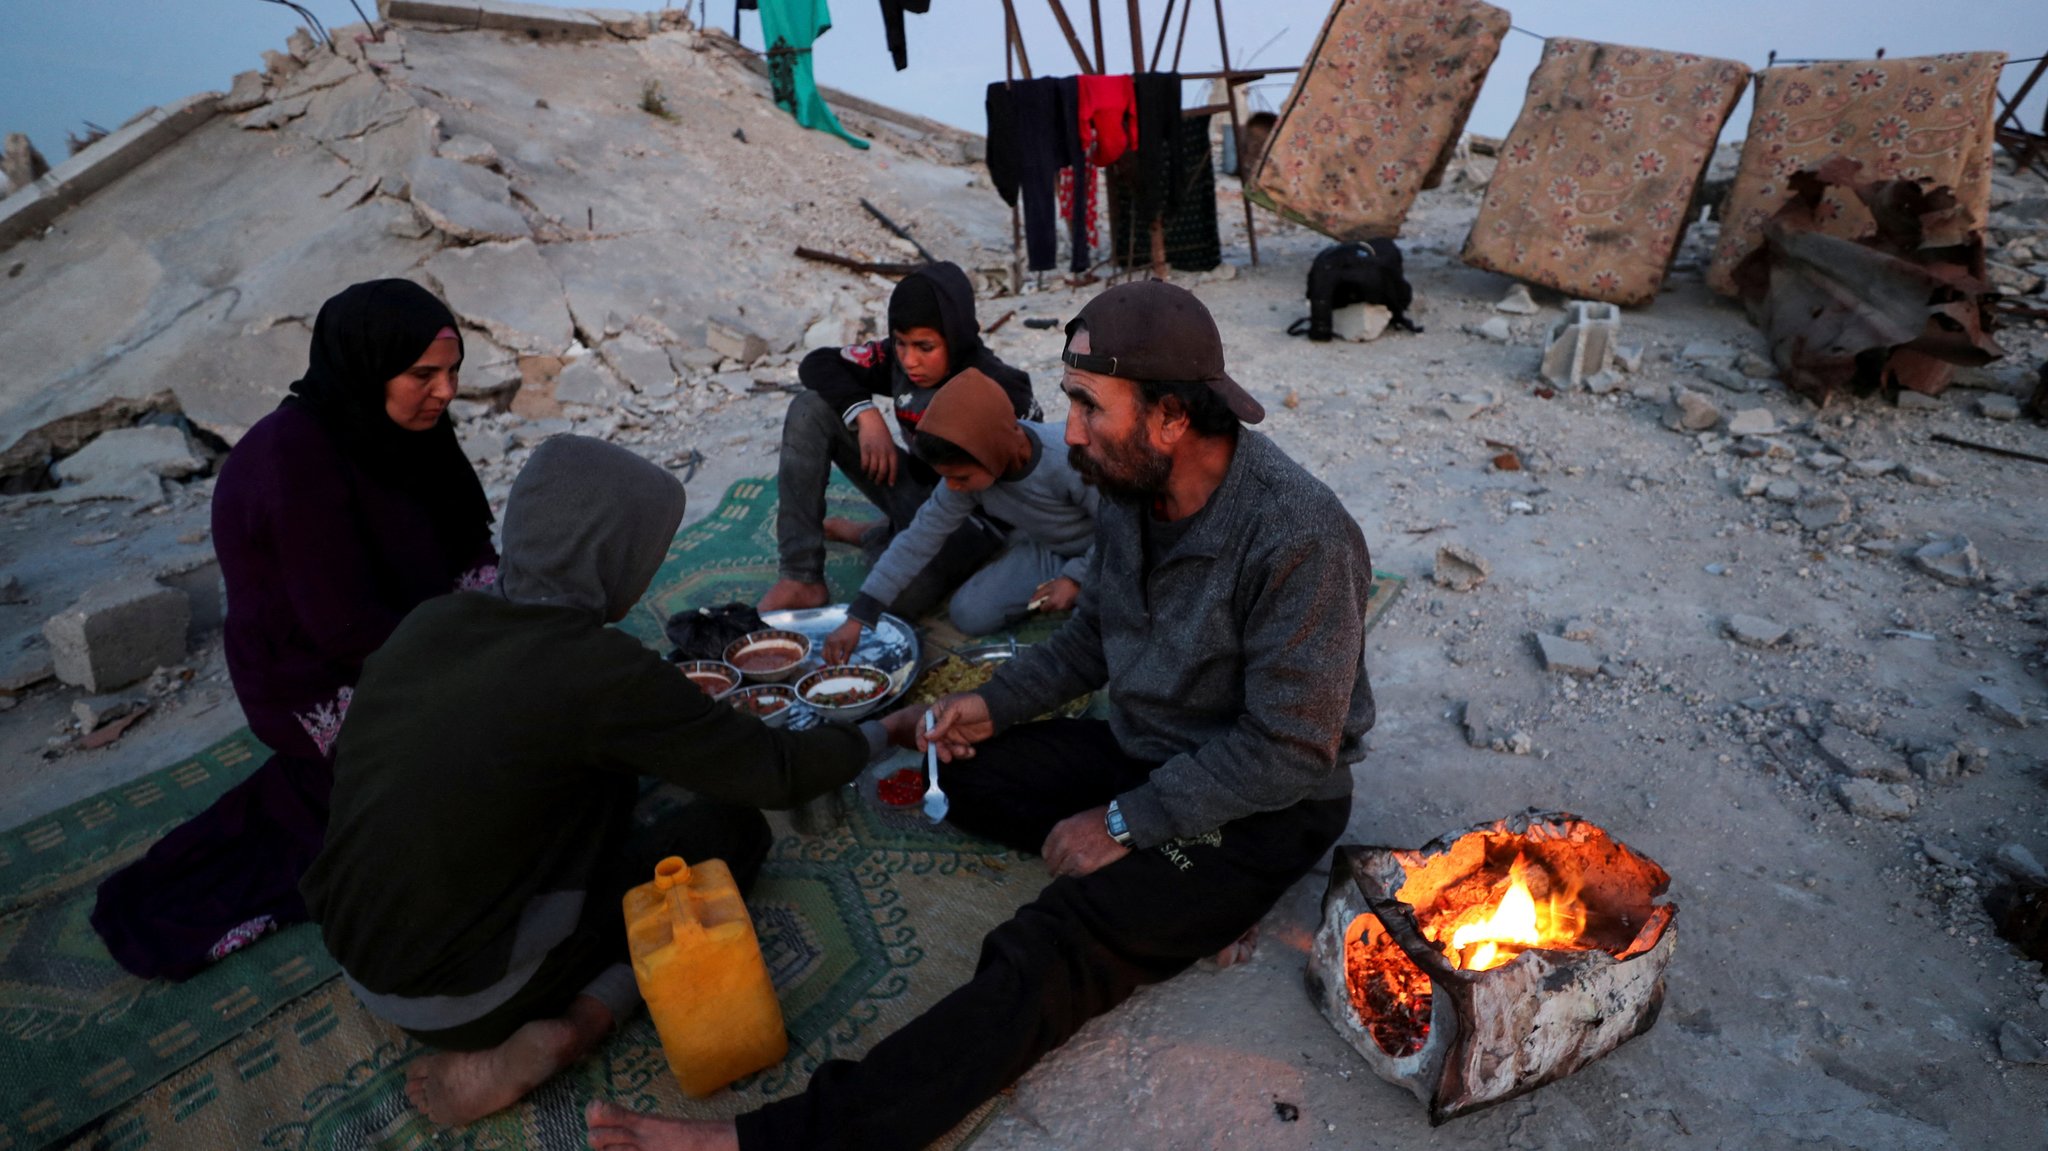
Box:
[1427,853,1589,971]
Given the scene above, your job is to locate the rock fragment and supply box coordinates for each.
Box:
[1903,464,1948,487]
[1996,844,2048,883]
[1972,684,2029,728]
[1538,300,1618,387]
[707,316,769,364]
[1472,316,1512,343]
[1846,458,1896,478]
[1725,408,1779,436]
[1725,614,1788,648]
[1831,778,1916,820]
[1662,387,1720,432]
[1432,543,1491,592]
[1534,633,1601,677]
[1999,1021,2048,1065]
[43,578,190,693]
[1818,725,1908,782]
[1330,303,1392,341]
[1912,536,1982,586]
[1794,491,1850,531]
[1494,284,1537,315]
[1979,394,2021,420]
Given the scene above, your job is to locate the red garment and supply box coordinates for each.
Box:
[1076,74,1137,166]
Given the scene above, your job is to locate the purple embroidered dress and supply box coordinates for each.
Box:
[92,280,495,981]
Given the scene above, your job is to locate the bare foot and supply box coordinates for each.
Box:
[1211,925,1259,969]
[757,578,830,612]
[585,1100,739,1150]
[405,996,612,1126]
[822,516,878,545]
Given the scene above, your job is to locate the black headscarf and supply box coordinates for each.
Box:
[284,279,493,570]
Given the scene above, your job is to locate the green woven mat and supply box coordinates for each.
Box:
[20,475,1403,1150]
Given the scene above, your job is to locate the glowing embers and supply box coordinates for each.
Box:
[1307,811,1677,1123]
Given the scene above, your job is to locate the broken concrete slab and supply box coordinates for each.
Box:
[437,133,501,167]
[554,354,623,407]
[1832,777,1917,820]
[1794,491,1850,531]
[291,73,418,143]
[156,552,224,640]
[1972,684,2029,728]
[237,95,313,131]
[1539,300,1619,387]
[32,92,222,218]
[1472,316,1513,343]
[600,333,678,395]
[407,155,528,242]
[72,691,148,733]
[706,316,769,364]
[0,642,54,694]
[1534,633,1601,676]
[1999,1021,2048,1065]
[1818,725,1909,783]
[51,426,205,484]
[1978,394,2021,420]
[1725,614,1788,648]
[43,577,190,693]
[1725,408,1779,437]
[1912,535,1983,586]
[1432,542,1491,592]
[219,70,271,114]
[424,239,573,355]
[1662,387,1721,432]
[277,52,361,100]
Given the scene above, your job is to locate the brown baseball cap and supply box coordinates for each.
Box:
[1061,280,1264,424]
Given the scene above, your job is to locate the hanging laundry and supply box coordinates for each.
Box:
[1128,71,1183,227]
[1249,0,1508,239]
[1461,39,1749,307]
[1077,73,1138,166]
[1108,105,1219,273]
[879,0,931,72]
[1706,52,2005,297]
[985,77,1063,270]
[1056,75,1094,272]
[758,0,870,150]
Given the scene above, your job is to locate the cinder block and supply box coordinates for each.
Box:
[1539,300,1621,388]
[42,578,190,693]
[156,553,224,640]
[706,316,769,365]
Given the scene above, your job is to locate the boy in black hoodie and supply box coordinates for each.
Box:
[760,262,1037,613]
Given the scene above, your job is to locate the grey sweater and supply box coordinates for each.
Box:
[978,429,1374,849]
[849,422,1099,625]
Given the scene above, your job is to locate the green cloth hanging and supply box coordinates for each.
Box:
[757,0,869,150]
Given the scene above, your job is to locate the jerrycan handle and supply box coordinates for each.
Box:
[652,857,706,946]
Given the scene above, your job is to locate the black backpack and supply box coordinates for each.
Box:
[1288,239,1423,341]
[664,603,768,663]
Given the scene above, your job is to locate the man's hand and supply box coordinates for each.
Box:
[854,409,898,486]
[920,692,993,762]
[1028,576,1081,614]
[822,618,866,664]
[879,705,926,750]
[1042,805,1131,878]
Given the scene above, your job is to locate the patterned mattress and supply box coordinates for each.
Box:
[1460,38,1749,307]
[1248,0,1510,240]
[1706,52,2005,296]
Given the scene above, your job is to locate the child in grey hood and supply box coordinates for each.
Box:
[302,436,881,1127]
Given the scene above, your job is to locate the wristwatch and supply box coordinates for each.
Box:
[1104,800,1134,847]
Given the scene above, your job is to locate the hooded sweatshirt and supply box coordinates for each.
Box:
[302,437,867,1017]
[797,262,1036,485]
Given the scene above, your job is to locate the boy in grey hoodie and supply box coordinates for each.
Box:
[821,368,1097,660]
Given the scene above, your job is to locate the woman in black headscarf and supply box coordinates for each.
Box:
[92,279,498,981]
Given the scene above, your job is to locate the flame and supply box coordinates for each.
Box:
[1432,854,1588,971]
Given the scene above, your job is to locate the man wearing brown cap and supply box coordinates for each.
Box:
[586,281,1375,1151]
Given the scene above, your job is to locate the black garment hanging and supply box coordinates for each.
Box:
[880,0,931,71]
[1055,75,1092,273]
[1108,75,1217,271]
[985,77,1063,271]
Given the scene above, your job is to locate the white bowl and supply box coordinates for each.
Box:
[728,684,799,728]
[795,664,893,721]
[676,660,740,701]
[724,629,813,683]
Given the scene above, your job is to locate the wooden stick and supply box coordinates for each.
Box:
[794,247,921,276]
[1930,432,2048,466]
[1177,66,1298,79]
[1171,0,1193,72]
[860,198,936,264]
[1089,0,1106,74]
[1125,0,1145,74]
[1211,0,1259,266]
[1001,0,1032,80]
[1150,0,1177,72]
[986,309,1019,334]
[1042,0,1098,74]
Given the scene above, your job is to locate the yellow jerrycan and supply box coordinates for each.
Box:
[622,855,789,1096]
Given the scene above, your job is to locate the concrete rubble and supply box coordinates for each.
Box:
[1538,300,1619,388]
[43,577,189,693]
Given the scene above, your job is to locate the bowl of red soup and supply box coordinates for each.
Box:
[795,665,893,720]
[677,660,740,701]
[724,629,812,683]
[728,684,799,727]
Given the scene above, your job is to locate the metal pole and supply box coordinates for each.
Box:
[1171,0,1193,71]
[1125,0,1145,74]
[1150,0,1177,72]
[1089,0,1106,74]
[1043,0,1099,74]
[1211,0,1259,266]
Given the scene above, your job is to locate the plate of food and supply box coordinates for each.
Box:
[795,665,894,721]
[905,641,1092,719]
[757,606,921,730]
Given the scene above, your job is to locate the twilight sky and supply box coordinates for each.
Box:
[3,1,2043,167]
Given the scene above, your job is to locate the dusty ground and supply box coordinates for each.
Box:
[3,12,2046,1149]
